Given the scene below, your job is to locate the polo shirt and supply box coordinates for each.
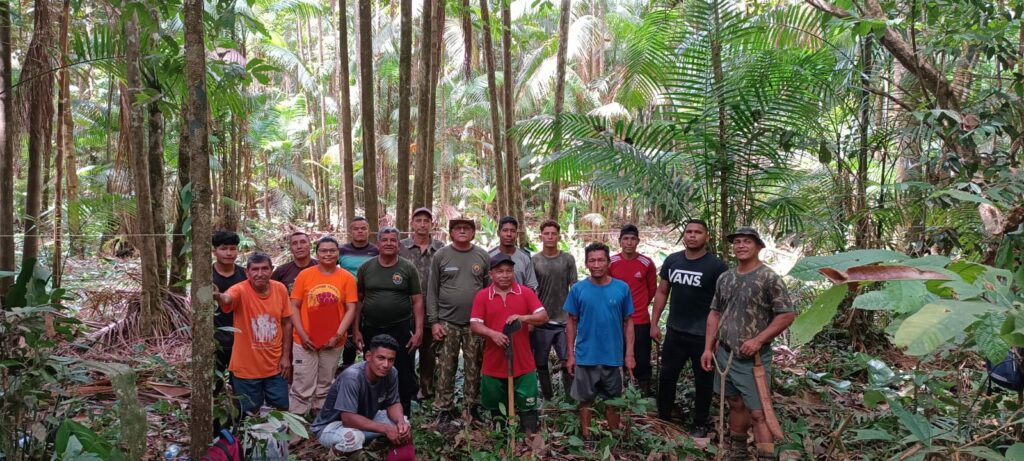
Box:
[470,283,545,378]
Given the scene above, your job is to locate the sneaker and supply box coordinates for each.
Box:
[688,424,709,438]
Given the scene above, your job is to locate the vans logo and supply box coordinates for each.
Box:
[668,269,703,287]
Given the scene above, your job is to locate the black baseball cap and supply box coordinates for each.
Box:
[489,253,515,269]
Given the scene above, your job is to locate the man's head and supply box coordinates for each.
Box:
[726,227,765,262]
[365,334,400,380]
[539,220,561,250]
[245,252,274,291]
[287,231,312,261]
[449,216,476,245]
[619,224,640,255]
[584,242,611,279]
[212,230,240,266]
[377,226,400,256]
[498,216,519,247]
[489,253,516,290]
[348,217,370,246]
[682,219,710,252]
[315,236,341,267]
[411,207,433,236]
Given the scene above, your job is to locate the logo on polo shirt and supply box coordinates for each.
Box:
[472,263,482,275]
[392,273,404,285]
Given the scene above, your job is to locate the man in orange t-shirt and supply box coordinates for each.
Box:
[289,235,359,415]
[215,252,294,416]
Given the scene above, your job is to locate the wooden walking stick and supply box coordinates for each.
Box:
[753,353,784,441]
[503,319,522,453]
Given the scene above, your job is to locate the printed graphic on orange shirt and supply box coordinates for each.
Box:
[250,314,278,350]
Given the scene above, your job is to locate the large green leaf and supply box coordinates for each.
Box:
[852,281,932,314]
[975,312,1011,364]
[788,250,906,281]
[890,399,932,446]
[894,301,1003,356]
[1007,443,1024,461]
[790,284,848,347]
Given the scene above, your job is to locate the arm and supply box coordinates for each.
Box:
[386,402,411,443]
[623,316,636,375]
[290,298,316,350]
[700,310,721,371]
[408,294,424,351]
[470,320,508,348]
[565,314,577,376]
[351,300,365,350]
[280,316,293,380]
[512,307,548,327]
[327,301,358,349]
[524,258,539,291]
[649,280,670,341]
[739,312,796,357]
[341,411,404,444]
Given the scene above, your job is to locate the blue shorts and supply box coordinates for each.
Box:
[232,374,289,415]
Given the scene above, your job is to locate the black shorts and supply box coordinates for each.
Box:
[570,365,623,401]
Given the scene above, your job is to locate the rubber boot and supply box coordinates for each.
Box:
[538,369,554,400]
[637,378,652,397]
[561,369,574,401]
[728,433,750,461]
[755,443,777,461]
[518,410,539,434]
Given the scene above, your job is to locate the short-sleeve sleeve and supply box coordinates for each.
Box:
[277,284,294,318]
[567,255,578,287]
[470,290,487,323]
[621,284,635,318]
[356,266,366,299]
[384,371,400,407]
[710,275,726,312]
[524,287,545,313]
[222,283,245,313]
[645,261,657,296]
[342,273,359,303]
[769,273,794,314]
[659,255,671,280]
[333,374,362,414]
[564,285,580,317]
[290,271,307,302]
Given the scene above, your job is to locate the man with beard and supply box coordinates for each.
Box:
[399,207,445,400]
[651,219,728,436]
[272,231,318,293]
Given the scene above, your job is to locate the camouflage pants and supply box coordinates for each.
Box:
[432,321,484,411]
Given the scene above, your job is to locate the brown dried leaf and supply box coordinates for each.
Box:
[147,381,190,399]
[819,265,950,284]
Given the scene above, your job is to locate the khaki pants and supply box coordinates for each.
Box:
[289,344,343,415]
[432,322,483,412]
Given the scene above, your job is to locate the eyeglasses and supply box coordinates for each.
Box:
[317,248,339,254]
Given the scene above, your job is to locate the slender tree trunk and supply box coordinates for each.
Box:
[126,10,165,335]
[501,0,523,232]
[149,100,167,286]
[316,17,332,226]
[480,0,506,217]
[169,103,190,294]
[339,0,356,224]
[396,0,412,230]
[424,0,444,211]
[22,0,54,264]
[547,0,571,220]
[51,0,72,288]
[0,0,14,297]
[358,0,379,233]
[412,0,433,210]
[462,0,472,80]
[711,4,729,258]
[855,36,873,248]
[63,14,79,257]
[185,0,215,450]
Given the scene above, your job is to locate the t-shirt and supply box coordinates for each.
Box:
[310,362,400,435]
[609,253,657,325]
[564,278,634,367]
[291,267,359,348]
[531,251,577,324]
[470,284,546,378]
[710,265,794,352]
[271,259,318,294]
[213,264,247,350]
[357,257,422,328]
[222,280,293,379]
[398,238,445,295]
[339,243,379,277]
[659,251,728,336]
[488,247,538,290]
[426,244,491,325]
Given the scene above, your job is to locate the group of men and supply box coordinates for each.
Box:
[208,208,795,460]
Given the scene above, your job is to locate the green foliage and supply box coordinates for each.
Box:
[790,284,847,347]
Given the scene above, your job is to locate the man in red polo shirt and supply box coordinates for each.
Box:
[609,224,658,395]
[470,253,548,440]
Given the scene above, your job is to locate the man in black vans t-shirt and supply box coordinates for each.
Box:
[650,219,727,436]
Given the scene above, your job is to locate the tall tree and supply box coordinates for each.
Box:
[185,0,215,450]
[21,0,55,263]
[412,0,434,210]
[0,0,13,297]
[423,0,444,211]
[125,7,165,335]
[462,0,472,80]
[501,0,522,230]
[338,0,356,224]
[148,10,167,287]
[396,0,412,230]
[480,0,507,216]
[52,0,72,287]
[168,102,190,294]
[547,0,571,220]
[358,0,379,232]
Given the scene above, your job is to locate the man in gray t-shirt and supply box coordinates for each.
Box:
[312,335,410,453]
[488,216,539,290]
[530,220,578,399]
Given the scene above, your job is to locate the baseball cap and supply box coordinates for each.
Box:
[412,207,433,219]
[489,252,515,269]
[726,227,765,247]
[448,216,476,231]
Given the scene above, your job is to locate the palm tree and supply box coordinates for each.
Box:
[480,0,507,216]
[339,0,356,224]
[358,0,379,231]
[20,0,54,263]
[547,0,572,219]
[0,0,13,296]
[396,0,413,230]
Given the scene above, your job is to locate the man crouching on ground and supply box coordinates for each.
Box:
[310,334,411,454]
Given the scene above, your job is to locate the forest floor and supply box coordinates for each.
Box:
[50,232,1007,460]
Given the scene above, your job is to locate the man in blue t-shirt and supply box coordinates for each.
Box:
[565,242,636,438]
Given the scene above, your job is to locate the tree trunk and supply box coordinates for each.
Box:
[169,102,190,295]
[501,0,523,234]
[547,0,571,220]
[480,0,506,217]
[358,0,379,233]
[462,0,472,80]
[412,0,433,210]
[63,19,79,257]
[396,0,412,231]
[149,99,167,286]
[185,0,215,450]
[424,0,444,211]
[339,0,356,224]
[316,17,332,226]
[52,0,71,288]
[855,36,873,249]
[21,0,54,264]
[711,3,730,258]
[0,0,13,297]
[126,10,166,336]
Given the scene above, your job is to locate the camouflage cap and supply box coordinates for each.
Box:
[726,226,765,247]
